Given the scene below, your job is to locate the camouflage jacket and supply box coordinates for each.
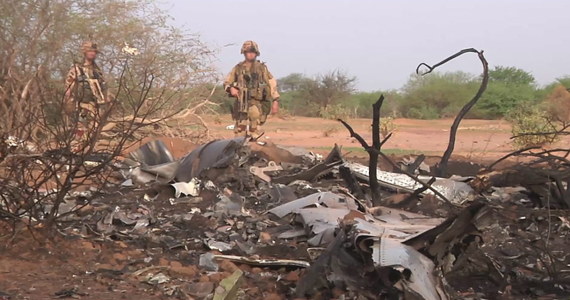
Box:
[65,62,107,103]
[223,60,279,101]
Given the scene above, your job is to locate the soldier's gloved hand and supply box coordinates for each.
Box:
[230,87,239,97]
[271,99,279,115]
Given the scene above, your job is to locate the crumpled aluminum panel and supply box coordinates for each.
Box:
[268,192,359,218]
[129,140,175,166]
[374,238,446,300]
[127,140,179,184]
[345,162,473,203]
[176,137,247,182]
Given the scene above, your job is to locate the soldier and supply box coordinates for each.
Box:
[224,40,280,139]
[64,41,109,149]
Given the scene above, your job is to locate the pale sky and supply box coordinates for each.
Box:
[162,0,570,91]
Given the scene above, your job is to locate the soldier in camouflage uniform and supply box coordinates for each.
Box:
[64,41,109,148]
[224,41,280,139]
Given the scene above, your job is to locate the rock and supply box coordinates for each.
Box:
[258,232,272,244]
[284,270,299,282]
[170,261,198,277]
[219,259,239,273]
[209,272,227,283]
[184,282,214,298]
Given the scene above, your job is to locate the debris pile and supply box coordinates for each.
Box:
[5,136,570,299]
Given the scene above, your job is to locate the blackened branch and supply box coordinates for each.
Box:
[337,119,370,150]
[417,48,489,177]
[338,95,385,204]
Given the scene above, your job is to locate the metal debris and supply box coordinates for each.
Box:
[346,162,474,203]
[268,191,361,218]
[212,254,311,268]
[206,239,233,252]
[144,273,170,285]
[47,136,557,299]
[199,252,219,272]
[249,161,282,182]
[176,137,248,182]
[171,178,201,198]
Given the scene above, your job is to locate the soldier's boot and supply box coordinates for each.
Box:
[260,114,269,127]
[233,121,239,135]
[234,120,247,136]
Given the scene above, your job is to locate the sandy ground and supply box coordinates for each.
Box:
[201,115,567,161]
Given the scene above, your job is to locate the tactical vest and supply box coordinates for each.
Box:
[235,61,270,101]
[75,64,105,103]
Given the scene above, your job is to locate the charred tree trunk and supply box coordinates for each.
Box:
[339,95,389,205]
[416,48,489,177]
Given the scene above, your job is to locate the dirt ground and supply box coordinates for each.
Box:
[203,115,569,161]
[1,116,570,300]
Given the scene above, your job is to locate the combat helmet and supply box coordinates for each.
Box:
[81,41,99,53]
[240,40,260,56]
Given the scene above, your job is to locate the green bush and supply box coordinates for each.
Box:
[319,104,352,120]
[507,104,558,149]
[275,68,570,121]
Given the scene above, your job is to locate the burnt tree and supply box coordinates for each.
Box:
[338,95,390,205]
[417,48,489,177]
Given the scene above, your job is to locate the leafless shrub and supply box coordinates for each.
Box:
[0,0,216,238]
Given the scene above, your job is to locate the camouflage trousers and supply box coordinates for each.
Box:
[72,102,100,150]
[234,99,271,137]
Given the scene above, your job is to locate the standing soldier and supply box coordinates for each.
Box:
[64,41,109,149]
[224,40,280,139]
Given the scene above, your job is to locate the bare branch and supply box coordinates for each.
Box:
[417,48,489,177]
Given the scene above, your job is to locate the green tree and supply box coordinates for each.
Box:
[277,71,356,118]
[477,66,537,118]
[278,73,310,92]
[556,76,570,89]
[302,70,356,113]
[489,66,536,86]
[400,71,478,119]
[348,91,402,118]
[276,73,311,115]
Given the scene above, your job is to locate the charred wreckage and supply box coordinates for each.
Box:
[3,48,570,299]
[118,135,492,300]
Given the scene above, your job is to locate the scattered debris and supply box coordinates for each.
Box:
[144,273,170,285]
[347,162,474,203]
[7,132,570,299]
[249,161,282,182]
[212,254,311,268]
[54,287,88,298]
[199,252,219,272]
[171,178,201,198]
